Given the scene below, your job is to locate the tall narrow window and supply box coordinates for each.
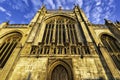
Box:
[0,33,22,68]
[101,34,120,70]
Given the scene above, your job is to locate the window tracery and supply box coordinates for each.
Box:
[101,34,120,70]
[30,16,92,55]
[0,33,22,68]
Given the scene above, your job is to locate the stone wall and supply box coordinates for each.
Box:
[8,57,48,80]
[72,57,108,80]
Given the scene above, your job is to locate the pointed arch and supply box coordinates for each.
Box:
[0,32,22,68]
[48,60,73,80]
[43,14,77,22]
[37,15,79,55]
[0,30,23,39]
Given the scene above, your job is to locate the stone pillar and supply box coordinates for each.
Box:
[74,6,92,44]
[27,6,46,43]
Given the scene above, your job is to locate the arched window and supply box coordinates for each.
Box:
[101,34,120,70]
[42,16,77,45]
[36,16,83,55]
[0,33,22,68]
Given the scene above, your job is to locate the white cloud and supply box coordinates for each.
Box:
[85,0,116,24]
[9,0,30,12]
[12,5,20,10]
[0,0,5,3]
[75,0,83,7]
[95,0,102,6]
[92,12,101,23]
[96,7,102,13]
[31,0,40,6]
[24,12,34,19]
[85,6,91,18]
[0,6,6,12]
[61,0,66,5]
[91,7,101,23]
[0,6,11,17]
[6,12,11,16]
[22,0,29,6]
[0,0,117,24]
[31,0,42,11]
[108,0,114,5]
[10,20,15,24]
[67,0,74,3]
[65,6,70,10]
[56,0,62,8]
[44,0,55,9]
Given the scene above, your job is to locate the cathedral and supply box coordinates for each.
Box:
[0,5,120,80]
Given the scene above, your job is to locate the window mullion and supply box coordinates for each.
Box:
[48,24,52,44]
[52,20,56,43]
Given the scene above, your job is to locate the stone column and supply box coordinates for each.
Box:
[27,6,46,43]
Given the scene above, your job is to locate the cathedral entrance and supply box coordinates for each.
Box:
[51,65,69,80]
[47,59,73,80]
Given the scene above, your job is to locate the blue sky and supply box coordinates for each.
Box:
[0,0,120,24]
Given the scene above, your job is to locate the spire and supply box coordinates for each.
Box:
[41,4,46,9]
[73,4,79,10]
[39,4,47,14]
[104,19,113,24]
[38,4,46,12]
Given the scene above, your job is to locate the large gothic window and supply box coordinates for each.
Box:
[101,34,120,70]
[37,16,79,55]
[0,33,22,68]
[42,16,78,45]
[30,16,90,55]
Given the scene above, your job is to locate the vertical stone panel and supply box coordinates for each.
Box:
[9,58,48,80]
[38,23,46,43]
[72,57,108,80]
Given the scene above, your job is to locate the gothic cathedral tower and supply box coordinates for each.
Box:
[0,5,120,80]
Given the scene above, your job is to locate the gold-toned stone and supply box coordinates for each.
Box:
[0,5,120,80]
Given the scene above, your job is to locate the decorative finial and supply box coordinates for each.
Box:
[116,20,120,24]
[41,4,46,9]
[59,6,62,10]
[7,20,10,23]
[104,19,112,24]
[74,4,77,6]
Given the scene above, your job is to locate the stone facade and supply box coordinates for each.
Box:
[0,5,120,80]
[73,57,107,79]
[9,58,48,80]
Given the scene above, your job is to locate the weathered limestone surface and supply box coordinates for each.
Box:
[72,57,108,80]
[0,5,120,80]
[9,57,48,80]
